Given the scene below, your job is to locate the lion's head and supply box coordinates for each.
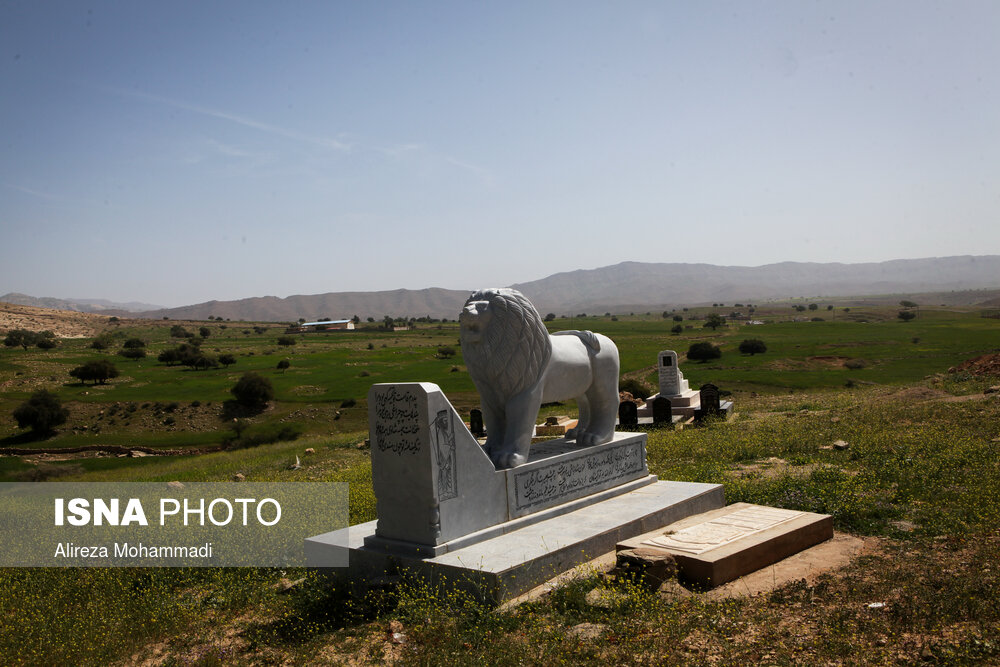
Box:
[459,288,552,399]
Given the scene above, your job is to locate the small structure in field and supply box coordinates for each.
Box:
[286,319,355,333]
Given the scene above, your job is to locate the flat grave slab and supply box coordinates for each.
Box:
[617,502,833,588]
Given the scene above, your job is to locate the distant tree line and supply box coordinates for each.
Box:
[4,329,57,350]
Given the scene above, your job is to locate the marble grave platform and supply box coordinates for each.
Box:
[306,382,724,602]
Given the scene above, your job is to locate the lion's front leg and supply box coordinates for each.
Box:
[493,386,544,469]
[480,403,506,461]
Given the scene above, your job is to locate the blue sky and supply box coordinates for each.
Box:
[2,1,998,307]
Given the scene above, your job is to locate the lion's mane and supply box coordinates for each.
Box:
[461,289,552,399]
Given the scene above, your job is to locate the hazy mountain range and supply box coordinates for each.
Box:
[5,255,1000,322]
[0,293,163,314]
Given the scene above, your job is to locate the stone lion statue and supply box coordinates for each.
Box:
[459,288,620,469]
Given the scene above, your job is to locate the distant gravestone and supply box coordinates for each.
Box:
[618,401,638,427]
[652,396,672,424]
[469,408,486,437]
[657,350,682,396]
[699,384,720,415]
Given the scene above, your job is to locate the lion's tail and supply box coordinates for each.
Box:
[552,329,601,353]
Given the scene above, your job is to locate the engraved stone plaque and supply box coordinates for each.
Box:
[643,505,803,555]
[508,436,648,517]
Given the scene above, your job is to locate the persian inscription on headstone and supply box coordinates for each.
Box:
[618,401,638,427]
[373,386,421,455]
[700,383,720,414]
[642,506,803,555]
[512,440,646,511]
[651,396,672,424]
[433,409,458,501]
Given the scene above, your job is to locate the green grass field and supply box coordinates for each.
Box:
[1,306,998,664]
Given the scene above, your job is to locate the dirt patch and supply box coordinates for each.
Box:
[891,386,952,402]
[765,356,852,371]
[0,301,113,338]
[505,532,879,607]
[290,385,327,396]
[706,532,879,599]
[950,351,1000,377]
[727,457,825,480]
[807,355,851,367]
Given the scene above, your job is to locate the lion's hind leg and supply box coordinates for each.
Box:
[574,372,618,447]
[565,394,590,441]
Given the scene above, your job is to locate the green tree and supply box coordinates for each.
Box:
[277,336,297,346]
[4,329,39,350]
[218,353,237,368]
[739,339,768,355]
[13,389,68,435]
[898,310,916,322]
[673,315,684,322]
[90,333,114,350]
[437,346,456,359]
[158,348,181,365]
[199,326,211,338]
[277,359,290,372]
[687,342,721,363]
[193,355,219,370]
[119,347,146,360]
[808,303,818,311]
[69,359,119,385]
[231,372,274,409]
[36,337,58,350]
[169,325,189,338]
[900,300,918,308]
[122,338,146,349]
[544,313,556,322]
[670,324,683,335]
[703,313,726,330]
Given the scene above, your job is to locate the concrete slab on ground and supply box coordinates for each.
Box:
[618,502,833,588]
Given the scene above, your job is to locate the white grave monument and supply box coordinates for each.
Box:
[638,350,702,419]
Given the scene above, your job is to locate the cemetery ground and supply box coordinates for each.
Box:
[0,305,998,664]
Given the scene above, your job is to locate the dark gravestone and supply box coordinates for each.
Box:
[618,400,638,427]
[652,396,672,425]
[469,408,486,437]
[699,383,720,415]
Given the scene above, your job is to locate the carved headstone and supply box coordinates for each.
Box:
[657,350,691,396]
[367,383,506,547]
[469,408,486,437]
[652,396,672,424]
[618,400,638,427]
[699,383,720,415]
[658,350,680,395]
